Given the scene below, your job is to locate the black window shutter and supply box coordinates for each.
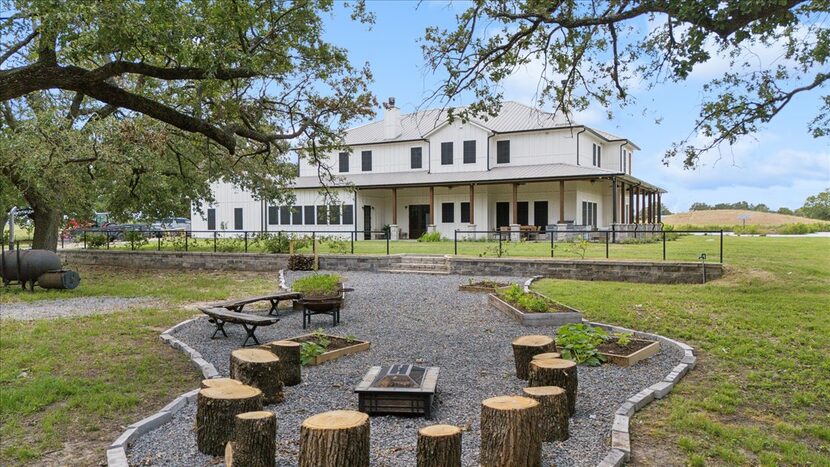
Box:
[463,140,476,163]
[361,151,372,171]
[207,209,216,230]
[411,147,422,169]
[339,152,349,172]
[234,208,243,230]
[304,206,315,225]
[442,202,454,222]
[460,202,470,223]
[497,140,510,163]
[342,205,354,224]
[441,142,453,165]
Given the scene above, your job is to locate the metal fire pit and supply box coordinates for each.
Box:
[355,364,439,418]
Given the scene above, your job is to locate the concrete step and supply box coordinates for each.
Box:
[379,268,452,275]
[397,262,450,270]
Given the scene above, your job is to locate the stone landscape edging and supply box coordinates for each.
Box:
[107,273,696,467]
[525,275,697,467]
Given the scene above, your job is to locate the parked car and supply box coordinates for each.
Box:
[151,217,191,231]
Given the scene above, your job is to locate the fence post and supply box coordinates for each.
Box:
[351,231,354,254]
[605,231,609,259]
[83,230,87,249]
[550,233,554,258]
[662,231,666,261]
[157,232,161,251]
[61,234,64,249]
[244,231,248,253]
[720,230,723,263]
[498,231,503,257]
[213,231,217,253]
[386,233,390,255]
[454,230,458,255]
[185,232,188,252]
[107,231,110,250]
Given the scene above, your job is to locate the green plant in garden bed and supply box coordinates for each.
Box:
[292,274,342,296]
[499,284,557,313]
[555,323,609,366]
[299,328,333,365]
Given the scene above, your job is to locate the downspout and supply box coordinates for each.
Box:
[486,132,495,171]
[7,207,17,250]
[575,127,587,165]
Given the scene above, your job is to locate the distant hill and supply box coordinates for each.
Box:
[663,209,822,226]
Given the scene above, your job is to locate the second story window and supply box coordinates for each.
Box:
[441,142,453,165]
[497,140,510,163]
[339,152,349,173]
[411,147,422,169]
[463,140,476,164]
[361,150,372,171]
[592,143,602,167]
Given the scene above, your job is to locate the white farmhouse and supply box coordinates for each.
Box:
[192,99,663,240]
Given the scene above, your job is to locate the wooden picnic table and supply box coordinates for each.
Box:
[211,291,301,316]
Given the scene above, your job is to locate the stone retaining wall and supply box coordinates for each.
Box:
[59,250,722,284]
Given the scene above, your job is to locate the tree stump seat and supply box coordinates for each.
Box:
[261,340,302,386]
[417,424,462,467]
[522,386,569,442]
[225,411,276,467]
[299,410,370,467]
[528,358,578,416]
[230,348,284,405]
[196,384,263,456]
[511,335,556,380]
[480,395,542,467]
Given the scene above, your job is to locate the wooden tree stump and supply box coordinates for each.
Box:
[531,352,561,362]
[480,396,542,467]
[262,340,302,386]
[196,384,263,456]
[511,335,556,380]
[299,410,370,467]
[225,411,276,467]
[522,386,569,442]
[416,424,462,467]
[201,377,243,389]
[230,348,284,404]
[528,359,578,416]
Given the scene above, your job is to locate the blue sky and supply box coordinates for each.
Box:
[323,1,830,213]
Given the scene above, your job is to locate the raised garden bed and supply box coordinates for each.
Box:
[458,280,510,293]
[488,292,582,326]
[597,338,660,367]
[288,333,370,366]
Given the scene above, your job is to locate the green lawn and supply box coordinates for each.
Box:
[533,236,830,465]
[98,232,726,263]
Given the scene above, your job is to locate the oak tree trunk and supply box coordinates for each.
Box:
[416,424,462,467]
[31,205,61,251]
[528,359,578,416]
[522,386,569,442]
[230,348,283,404]
[225,411,276,467]
[196,384,263,456]
[480,396,542,467]
[511,335,556,380]
[261,340,302,386]
[299,410,370,467]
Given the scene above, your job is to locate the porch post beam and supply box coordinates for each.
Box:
[512,183,518,225]
[629,185,634,224]
[428,186,435,225]
[391,188,398,225]
[620,181,626,223]
[657,193,662,224]
[469,184,475,225]
[611,177,618,225]
[634,186,640,224]
[640,187,646,223]
[559,180,565,222]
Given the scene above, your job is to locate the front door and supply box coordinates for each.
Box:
[534,201,549,231]
[496,202,510,228]
[363,205,372,240]
[409,205,430,239]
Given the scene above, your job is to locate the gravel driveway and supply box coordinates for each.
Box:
[129,271,681,466]
[0,296,160,320]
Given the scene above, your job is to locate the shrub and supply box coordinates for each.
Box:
[418,231,441,242]
[215,237,242,252]
[86,233,108,249]
[323,236,349,254]
[254,233,311,253]
[123,231,148,250]
[292,273,341,295]
[555,323,609,366]
[288,254,315,271]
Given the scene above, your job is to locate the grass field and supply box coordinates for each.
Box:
[1,236,828,465]
[663,209,823,226]
[533,236,830,465]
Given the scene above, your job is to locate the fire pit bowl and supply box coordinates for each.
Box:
[354,364,439,418]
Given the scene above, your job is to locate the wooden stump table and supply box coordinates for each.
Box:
[528,358,578,416]
[480,396,542,467]
[416,424,462,467]
[511,335,556,380]
[262,340,302,386]
[225,411,276,467]
[299,410,370,467]
[196,384,263,456]
[201,377,243,389]
[522,386,569,442]
[230,348,283,404]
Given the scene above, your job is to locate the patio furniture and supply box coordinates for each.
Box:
[211,292,301,316]
[199,306,280,346]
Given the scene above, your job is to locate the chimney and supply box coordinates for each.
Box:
[383,97,402,140]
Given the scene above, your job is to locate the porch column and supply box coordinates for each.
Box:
[611,178,618,225]
[559,180,565,222]
[640,187,646,223]
[628,185,634,225]
[389,188,400,240]
[657,193,662,224]
[620,181,627,223]
[649,192,654,223]
[511,183,521,241]
[428,186,435,227]
[469,184,476,225]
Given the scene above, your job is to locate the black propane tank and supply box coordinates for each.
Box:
[37,270,81,290]
[0,249,62,282]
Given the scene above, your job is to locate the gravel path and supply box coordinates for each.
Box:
[0,296,161,320]
[129,271,682,466]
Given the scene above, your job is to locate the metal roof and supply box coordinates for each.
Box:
[344,101,632,146]
[291,163,662,190]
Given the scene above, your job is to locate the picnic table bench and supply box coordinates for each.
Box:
[199,307,280,347]
[211,292,301,316]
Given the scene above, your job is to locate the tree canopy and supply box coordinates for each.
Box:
[423,0,828,167]
[798,188,830,220]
